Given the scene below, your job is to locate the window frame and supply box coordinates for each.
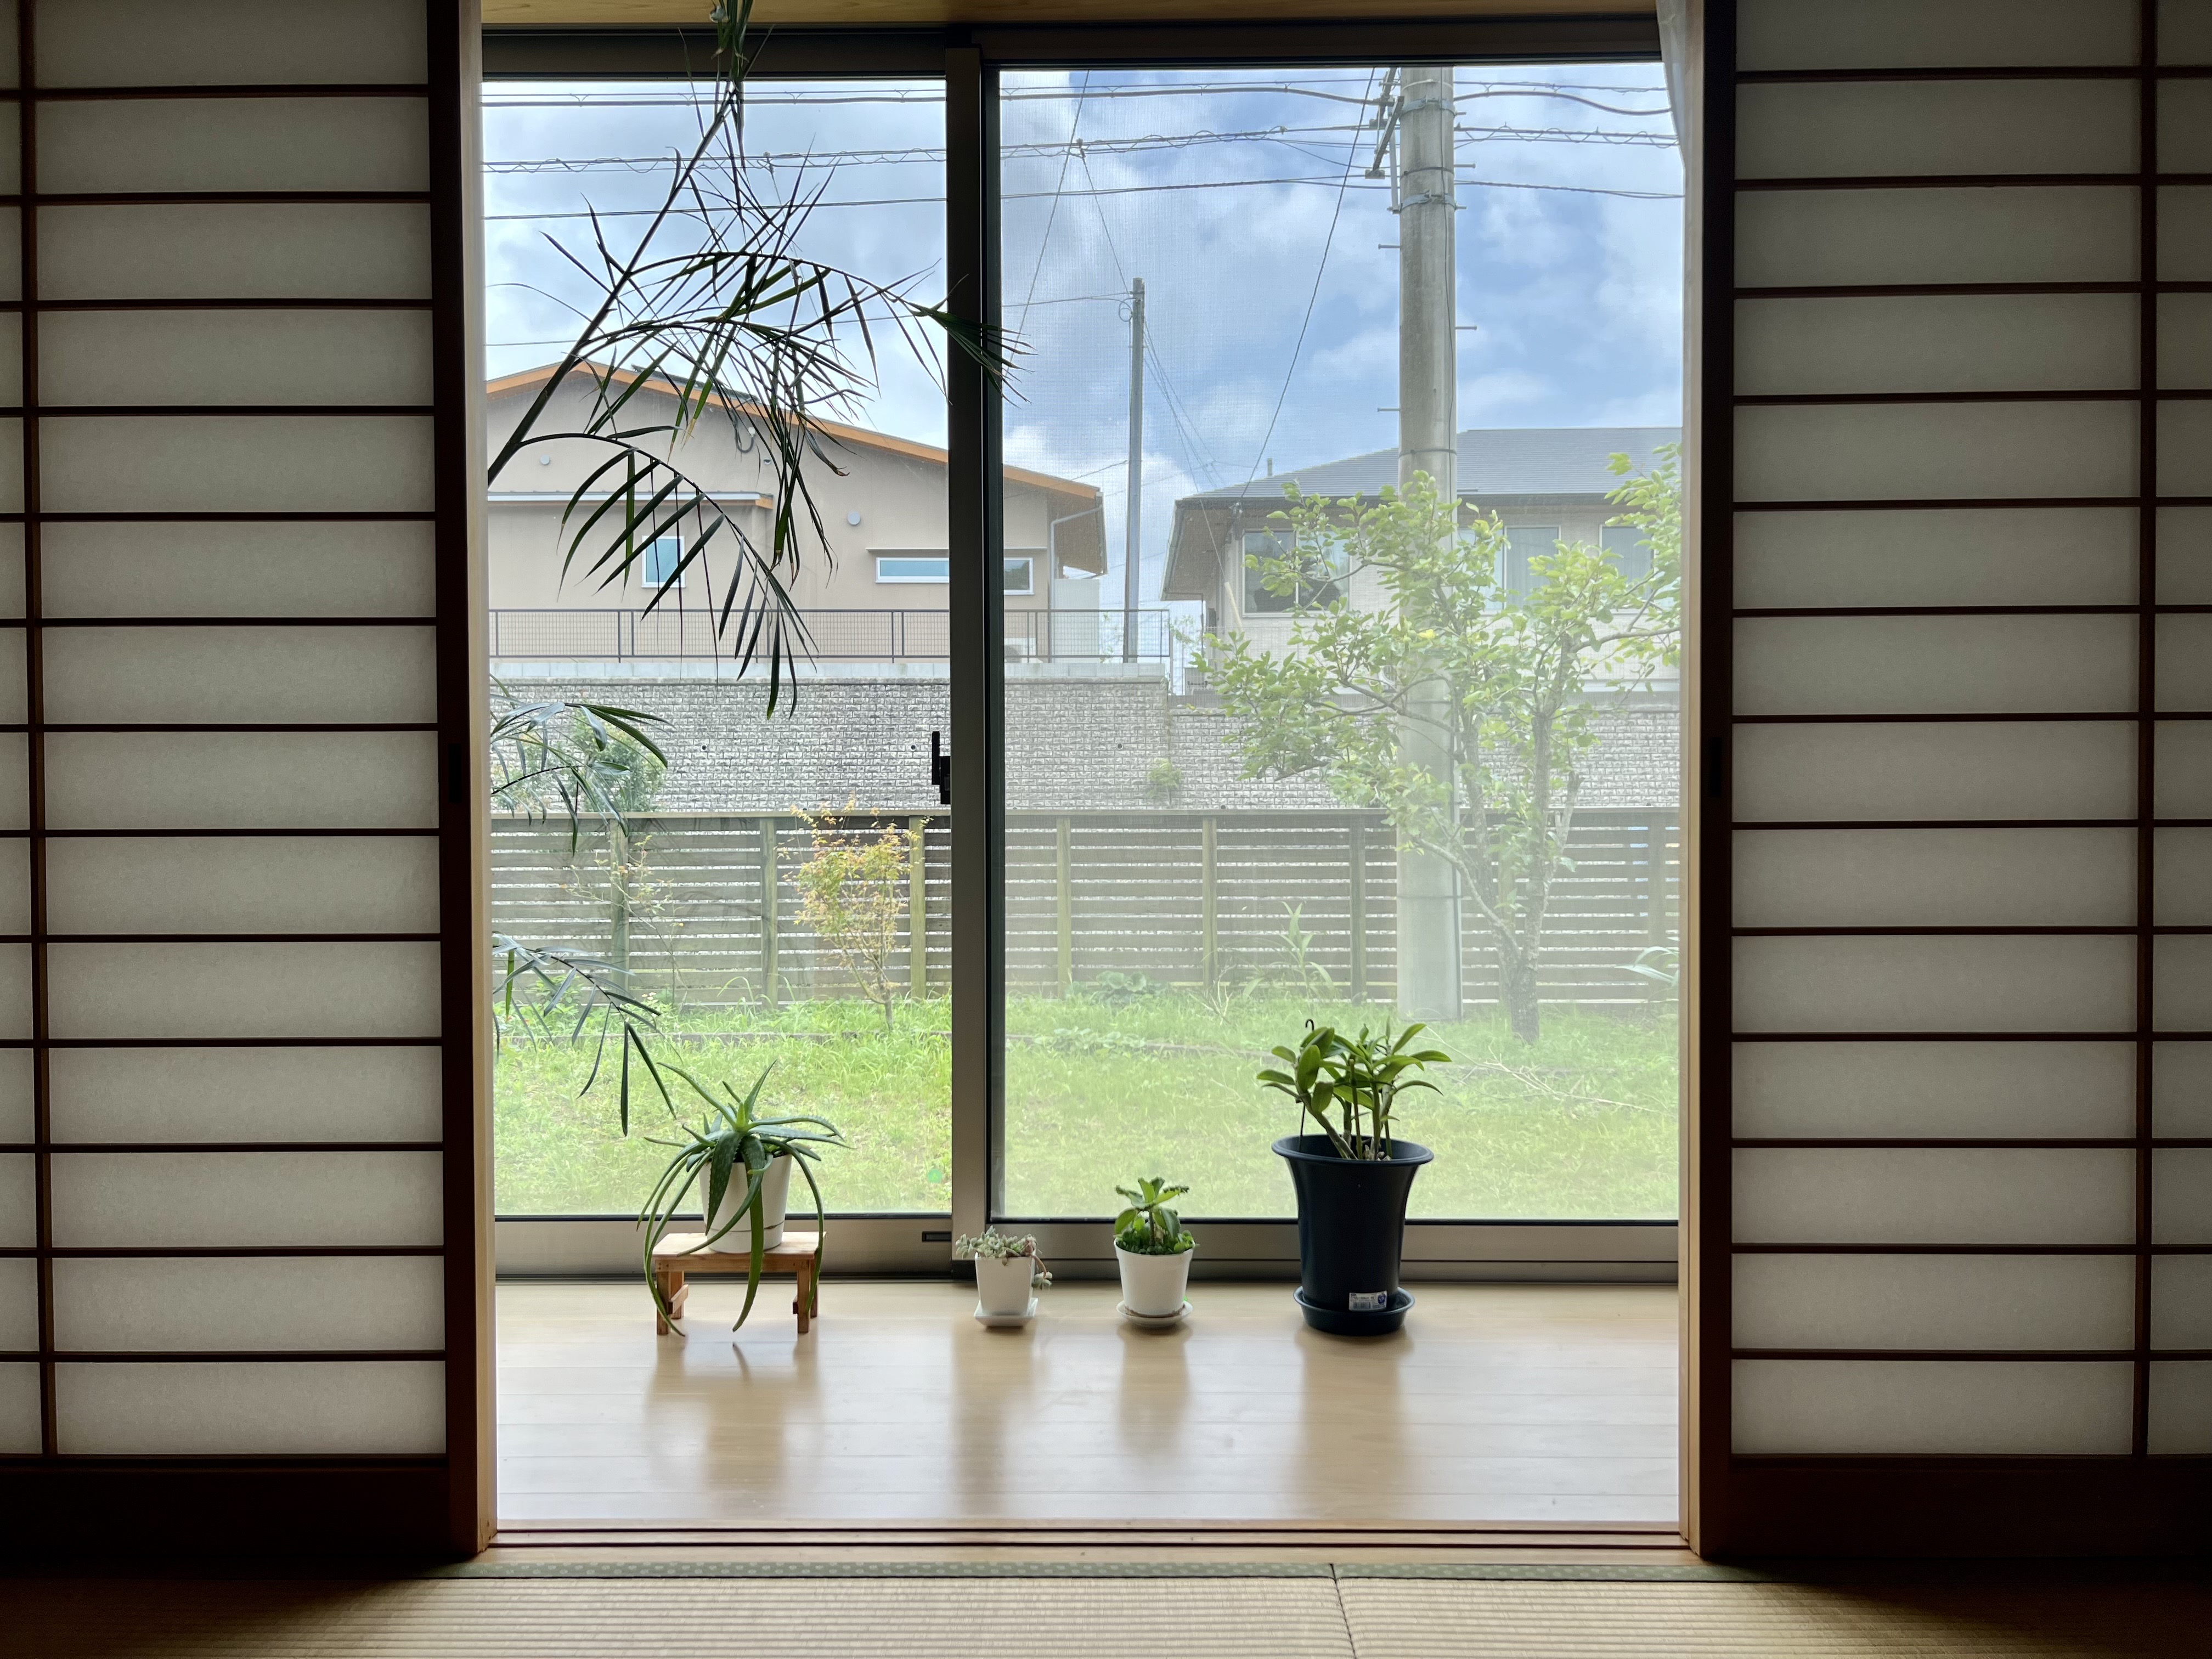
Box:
[873,551,954,584]
[481,16,1678,1291]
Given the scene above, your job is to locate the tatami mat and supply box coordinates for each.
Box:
[4,1568,2207,1658]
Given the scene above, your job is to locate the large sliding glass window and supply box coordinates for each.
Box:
[995,63,1684,1222]
[484,77,956,1217]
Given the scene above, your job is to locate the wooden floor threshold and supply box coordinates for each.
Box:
[490,1519,1692,1561]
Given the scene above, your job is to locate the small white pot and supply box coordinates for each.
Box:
[973,1253,1040,1317]
[704,1153,793,1251]
[1115,1243,1194,1318]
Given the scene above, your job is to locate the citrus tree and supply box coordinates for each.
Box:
[1198,449,1680,1042]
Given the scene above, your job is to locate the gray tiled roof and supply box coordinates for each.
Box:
[1182,425,1681,503]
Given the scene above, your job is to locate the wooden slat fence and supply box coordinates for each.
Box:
[491,810,1678,1009]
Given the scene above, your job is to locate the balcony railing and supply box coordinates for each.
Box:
[489,606,1184,666]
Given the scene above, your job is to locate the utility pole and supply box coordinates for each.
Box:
[1122,276,1145,663]
[1392,65,1464,1022]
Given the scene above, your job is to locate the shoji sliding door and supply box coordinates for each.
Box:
[1692,0,2210,1554]
[0,1,486,1553]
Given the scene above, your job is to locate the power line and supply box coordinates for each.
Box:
[1238,68,1375,502]
[1014,71,1091,338]
[485,171,1680,223]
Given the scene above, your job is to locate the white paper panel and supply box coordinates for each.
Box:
[0,1255,32,1352]
[1734,1254,2135,1351]
[2163,187,2212,280]
[1736,294,2137,396]
[50,1045,439,1144]
[45,732,436,831]
[48,1150,439,1248]
[2159,507,2212,602]
[0,314,24,406]
[1733,935,2136,1033]
[2155,1042,2212,1135]
[0,837,25,935]
[0,1154,30,1249]
[1737,187,2137,288]
[1733,721,2135,822]
[0,112,21,193]
[52,1257,442,1353]
[1737,0,2137,70]
[1736,1040,2135,1139]
[2152,1255,2212,1348]
[2159,294,2212,390]
[2156,828,2212,923]
[1736,509,2136,610]
[46,837,438,936]
[41,627,436,725]
[1734,1148,2135,1244]
[0,1048,29,1143]
[2157,400,2212,496]
[1734,828,2134,928]
[36,0,427,87]
[0,631,25,727]
[41,311,433,409]
[0,5,18,89]
[0,423,28,516]
[46,941,438,1041]
[37,204,431,302]
[0,1365,35,1454]
[2161,78,2212,172]
[1735,615,2136,715]
[38,99,428,195]
[40,416,432,514]
[0,525,28,619]
[1736,81,2136,180]
[2157,720,2212,817]
[57,1360,442,1455]
[1734,1359,2133,1454]
[0,947,34,1042]
[40,522,435,620]
[2153,1148,2212,1244]
[2168,0,2212,62]
[2149,1362,2212,1454]
[1736,403,2136,503]
[0,210,18,301]
[2155,934,2212,1031]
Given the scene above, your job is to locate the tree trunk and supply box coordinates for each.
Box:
[1502,949,1542,1043]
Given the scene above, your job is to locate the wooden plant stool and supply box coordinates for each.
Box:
[651,1232,822,1335]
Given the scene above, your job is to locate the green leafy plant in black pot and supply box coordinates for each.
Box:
[639,1063,844,1331]
[1261,1020,1449,1335]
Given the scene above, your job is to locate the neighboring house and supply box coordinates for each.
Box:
[1163,425,1680,650]
[486,363,1107,661]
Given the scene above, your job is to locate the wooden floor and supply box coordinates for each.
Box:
[495,1278,1679,1528]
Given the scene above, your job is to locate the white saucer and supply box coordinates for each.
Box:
[974,1297,1038,1328]
[1118,1300,1190,1329]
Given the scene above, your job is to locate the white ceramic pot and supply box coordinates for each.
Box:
[1115,1243,1194,1318]
[973,1253,1039,1317]
[704,1153,792,1251]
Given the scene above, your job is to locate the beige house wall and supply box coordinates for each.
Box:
[486,373,1103,615]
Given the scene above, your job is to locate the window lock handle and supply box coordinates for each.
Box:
[930,729,951,806]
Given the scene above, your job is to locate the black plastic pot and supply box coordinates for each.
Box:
[1273,1133,1433,1335]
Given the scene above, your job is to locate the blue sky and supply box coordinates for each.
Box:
[483,65,1681,605]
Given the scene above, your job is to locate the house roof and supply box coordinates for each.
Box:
[1177,425,1680,506]
[487,362,1104,502]
[1164,424,1679,601]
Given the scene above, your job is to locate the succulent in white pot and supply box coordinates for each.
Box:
[955,1229,1052,1318]
[1113,1177,1195,1319]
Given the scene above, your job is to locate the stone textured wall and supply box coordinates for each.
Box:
[503,670,1680,814]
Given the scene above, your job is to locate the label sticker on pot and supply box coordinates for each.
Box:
[1348,1291,1389,1312]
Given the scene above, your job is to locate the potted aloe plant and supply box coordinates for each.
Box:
[956,1229,1051,1324]
[1113,1177,1196,1324]
[1262,1020,1449,1335]
[640,1063,844,1330]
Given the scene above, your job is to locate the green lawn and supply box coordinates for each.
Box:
[493,993,1678,1221]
